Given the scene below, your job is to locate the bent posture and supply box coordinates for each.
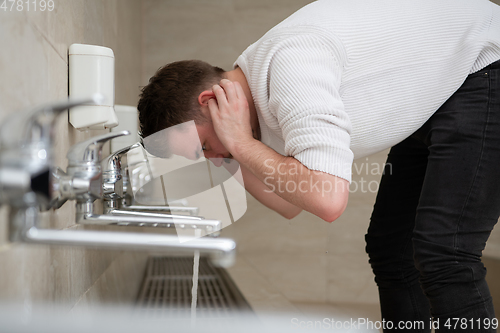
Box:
[138,0,500,331]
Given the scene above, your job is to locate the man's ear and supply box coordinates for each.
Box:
[198,90,216,106]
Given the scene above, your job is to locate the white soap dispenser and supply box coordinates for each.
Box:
[68,43,119,130]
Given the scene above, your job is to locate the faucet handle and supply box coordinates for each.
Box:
[67,131,130,166]
[102,142,140,200]
[103,142,141,176]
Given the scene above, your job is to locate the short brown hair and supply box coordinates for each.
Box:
[138,60,225,140]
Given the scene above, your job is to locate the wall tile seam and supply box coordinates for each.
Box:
[355,278,378,303]
[0,241,46,253]
[326,273,373,293]
[326,274,377,304]
[62,223,79,230]
[246,253,330,302]
[0,243,13,253]
[24,12,67,64]
[239,254,295,301]
[324,242,329,301]
[324,222,331,302]
[140,0,146,86]
[484,247,500,260]
[69,251,124,310]
[238,249,334,255]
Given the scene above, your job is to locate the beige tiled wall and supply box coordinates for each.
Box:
[0,0,147,308]
[141,0,314,84]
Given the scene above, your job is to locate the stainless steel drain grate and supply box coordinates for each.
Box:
[136,256,252,319]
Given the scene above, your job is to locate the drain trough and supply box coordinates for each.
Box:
[136,256,252,319]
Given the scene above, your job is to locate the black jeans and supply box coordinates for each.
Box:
[366,59,500,332]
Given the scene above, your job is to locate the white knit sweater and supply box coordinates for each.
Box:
[234,0,500,182]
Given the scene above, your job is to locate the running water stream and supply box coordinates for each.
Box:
[190,229,201,328]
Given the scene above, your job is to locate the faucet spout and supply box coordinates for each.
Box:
[122,204,200,216]
[76,202,222,236]
[24,227,235,267]
[79,213,222,237]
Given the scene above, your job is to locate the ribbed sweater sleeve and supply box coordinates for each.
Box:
[235,0,500,184]
[268,34,354,182]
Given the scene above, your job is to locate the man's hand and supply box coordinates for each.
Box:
[207,79,255,155]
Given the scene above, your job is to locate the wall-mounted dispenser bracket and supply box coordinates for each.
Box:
[69,43,119,130]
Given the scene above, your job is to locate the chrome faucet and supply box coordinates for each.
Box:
[51,132,222,236]
[102,143,140,203]
[102,143,200,216]
[0,97,235,267]
[0,94,104,209]
[50,130,130,209]
[102,144,220,235]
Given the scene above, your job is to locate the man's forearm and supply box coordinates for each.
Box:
[240,164,303,219]
[233,139,349,222]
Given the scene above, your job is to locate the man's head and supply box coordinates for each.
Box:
[138,60,225,139]
[138,60,229,161]
[138,60,237,165]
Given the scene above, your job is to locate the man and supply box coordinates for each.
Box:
[138,0,500,331]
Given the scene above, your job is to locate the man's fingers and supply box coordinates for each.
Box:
[207,98,219,117]
[212,85,229,107]
[219,79,238,103]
